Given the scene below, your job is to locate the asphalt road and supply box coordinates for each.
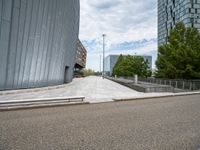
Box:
[0,94,200,150]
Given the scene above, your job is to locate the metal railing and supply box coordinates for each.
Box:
[137,77,200,91]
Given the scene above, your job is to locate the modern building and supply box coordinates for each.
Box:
[0,0,80,90]
[75,39,87,70]
[158,0,200,46]
[104,55,152,76]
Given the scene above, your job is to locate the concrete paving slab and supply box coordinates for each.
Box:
[0,76,183,103]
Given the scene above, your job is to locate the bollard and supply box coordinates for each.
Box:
[189,82,192,90]
[182,81,185,89]
[135,75,138,84]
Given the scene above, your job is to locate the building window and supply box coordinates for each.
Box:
[191,18,194,23]
[189,8,191,13]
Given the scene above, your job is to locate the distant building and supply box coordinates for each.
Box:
[104,55,152,76]
[75,39,87,70]
[158,0,200,46]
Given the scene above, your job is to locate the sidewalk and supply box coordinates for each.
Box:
[0,76,178,104]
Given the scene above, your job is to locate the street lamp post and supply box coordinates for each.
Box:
[102,34,106,79]
[100,55,101,73]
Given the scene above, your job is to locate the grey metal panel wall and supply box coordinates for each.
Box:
[0,0,80,90]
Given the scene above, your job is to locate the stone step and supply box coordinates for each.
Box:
[0,96,87,111]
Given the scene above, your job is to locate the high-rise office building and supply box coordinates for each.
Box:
[158,0,200,46]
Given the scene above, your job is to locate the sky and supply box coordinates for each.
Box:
[79,0,158,71]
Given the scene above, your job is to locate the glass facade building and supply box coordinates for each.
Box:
[104,55,152,76]
[158,0,200,46]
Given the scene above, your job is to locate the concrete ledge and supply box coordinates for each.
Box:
[0,96,86,111]
[0,96,85,104]
[125,83,174,93]
[107,77,174,93]
[0,101,89,111]
[0,84,68,96]
[113,91,200,102]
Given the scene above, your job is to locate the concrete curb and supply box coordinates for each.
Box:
[0,101,89,111]
[1,91,199,111]
[0,96,85,104]
[0,96,86,111]
[0,84,68,96]
[113,91,200,102]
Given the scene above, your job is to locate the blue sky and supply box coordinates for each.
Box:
[79,0,158,71]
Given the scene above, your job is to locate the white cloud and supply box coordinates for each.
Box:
[79,0,158,71]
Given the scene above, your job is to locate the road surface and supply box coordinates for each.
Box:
[0,94,200,150]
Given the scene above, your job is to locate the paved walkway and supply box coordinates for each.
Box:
[0,76,173,103]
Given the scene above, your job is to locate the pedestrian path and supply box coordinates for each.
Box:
[0,76,175,103]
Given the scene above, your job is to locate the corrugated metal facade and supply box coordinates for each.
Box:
[0,0,80,90]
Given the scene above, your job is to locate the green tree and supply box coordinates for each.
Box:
[83,69,95,76]
[112,55,152,77]
[156,22,200,79]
